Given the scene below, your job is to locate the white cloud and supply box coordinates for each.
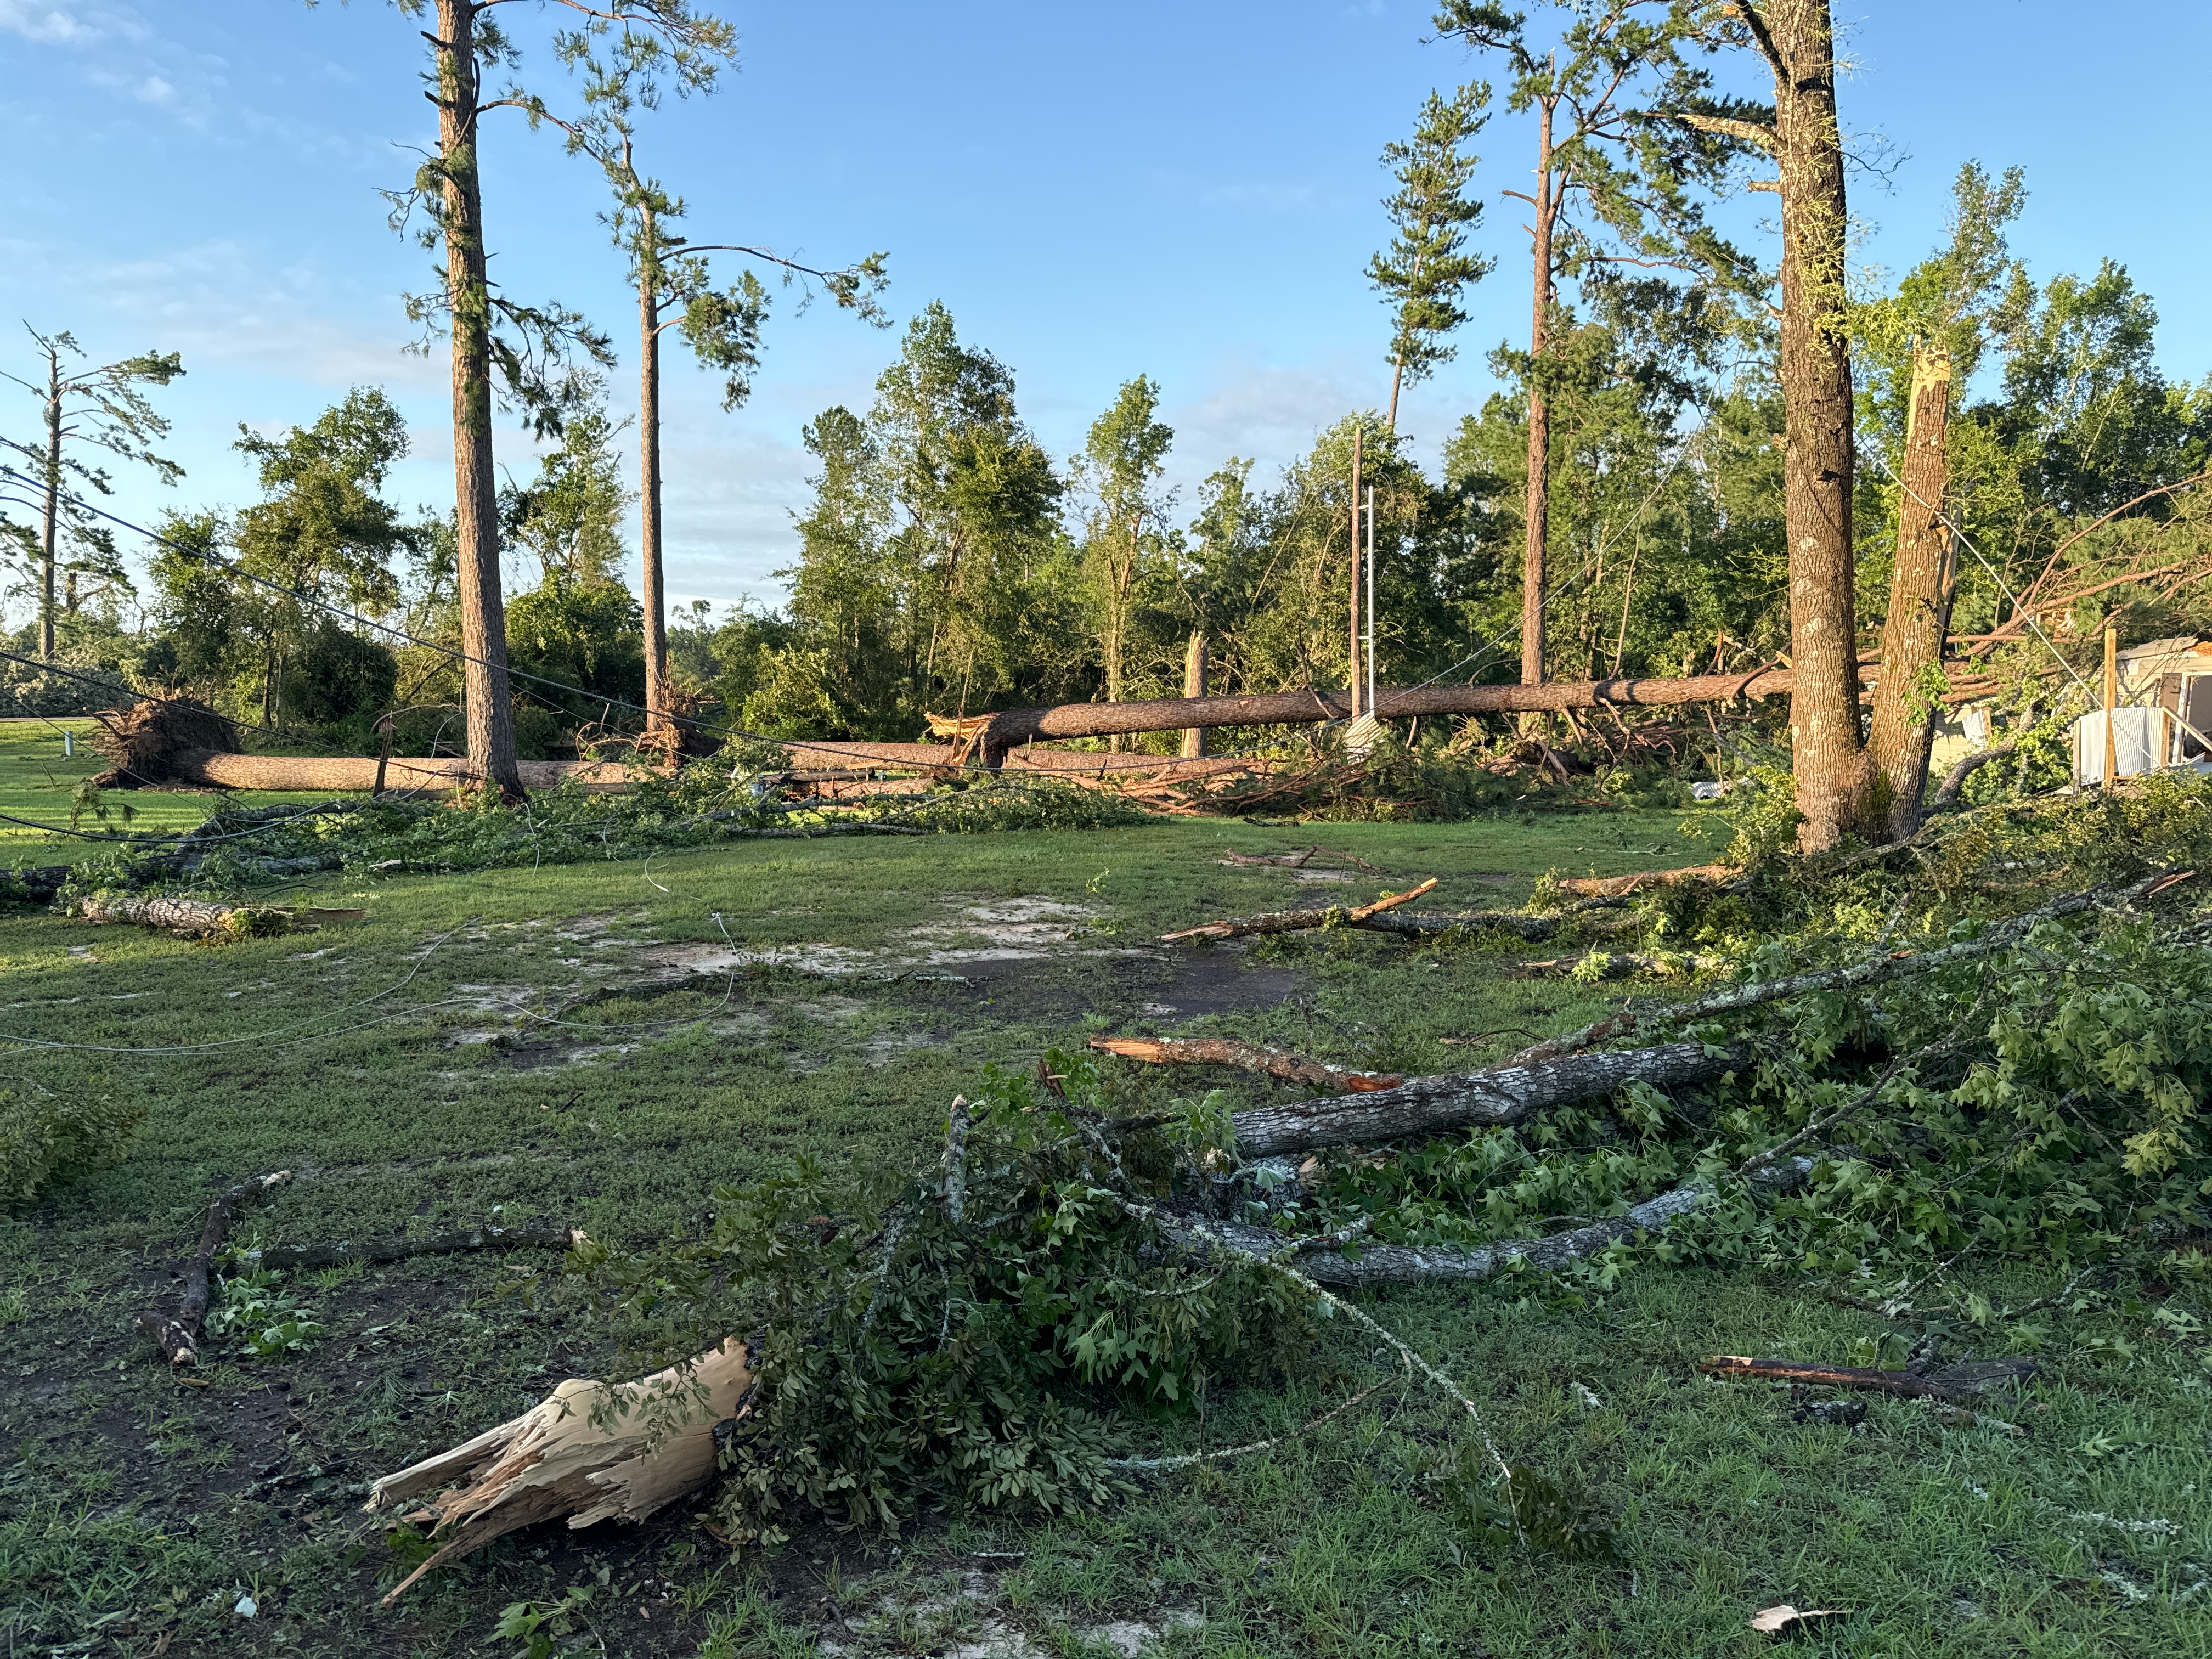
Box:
[0,2,94,44]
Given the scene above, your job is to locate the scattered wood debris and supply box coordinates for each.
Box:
[1553,862,1735,898]
[1088,1035,1401,1092]
[1160,877,1437,942]
[137,1170,294,1365]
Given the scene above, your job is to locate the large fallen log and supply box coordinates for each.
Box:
[142,749,650,793]
[366,1336,754,1602]
[1229,1040,1735,1158]
[70,894,364,939]
[1160,877,1437,941]
[1552,863,1736,898]
[137,1170,293,1365]
[1089,1035,1402,1092]
[972,668,1809,765]
[1697,1353,2038,1403]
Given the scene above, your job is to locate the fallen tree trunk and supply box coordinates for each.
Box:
[1229,1040,1736,1158]
[1193,1158,1812,1289]
[1160,877,1436,942]
[1696,1353,2037,1403]
[366,1336,754,1603]
[137,1170,293,1365]
[1089,1035,1401,1092]
[70,895,363,938]
[973,668,1810,765]
[241,1222,583,1274]
[153,750,649,793]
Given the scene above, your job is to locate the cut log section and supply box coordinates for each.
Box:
[137,1170,294,1365]
[367,1336,755,1602]
[1229,1040,1736,1158]
[1161,878,1437,942]
[1089,1035,1402,1092]
[70,895,364,939]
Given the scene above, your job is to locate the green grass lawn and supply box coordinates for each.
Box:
[0,719,336,857]
[1,805,2206,1658]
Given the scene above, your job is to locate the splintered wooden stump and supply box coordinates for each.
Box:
[365,1338,754,1602]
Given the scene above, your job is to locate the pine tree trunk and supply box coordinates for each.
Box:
[1348,426,1363,720]
[40,352,60,662]
[1521,99,1556,704]
[1867,348,1953,840]
[638,235,672,742]
[1769,0,1870,849]
[436,0,523,800]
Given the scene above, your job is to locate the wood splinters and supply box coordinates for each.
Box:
[1088,1035,1402,1093]
[366,1337,755,1604]
[1160,877,1437,942]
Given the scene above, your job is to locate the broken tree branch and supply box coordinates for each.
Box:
[1510,952,1727,979]
[1088,1035,1402,1093]
[1551,863,1736,898]
[1929,744,2019,812]
[136,1170,294,1365]
[1229,1040,1739,1158]
[1160,877,1436,942]
[1190,1159,1814,1289]
[1697,1353,2037,1403]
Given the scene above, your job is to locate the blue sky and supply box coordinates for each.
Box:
[3,1,2206,622]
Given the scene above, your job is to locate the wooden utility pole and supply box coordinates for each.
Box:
[2103,625,2119,788]
[636,194,673,746]
[1867,347,1954,840]
[1181,634,1209,758]
[1348,426,1364,719]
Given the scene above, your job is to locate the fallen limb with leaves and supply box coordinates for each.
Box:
[1088,1035,1401,1092]
[1510,951,1727,979]
[137,1170,293,1365]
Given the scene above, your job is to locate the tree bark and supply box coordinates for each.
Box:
[1348,426,1363,721]
[1767,0,1871,850]
[1199,1159,1809,1288]
[436,0,523,801]
[1522,95,1558,705]
[1181,633,1208,758]
[1697,1353,2035,1402]
[1229,1040,1735,1158]
[1928,742,2017,811]
[1867,347,1954,840]
[638,222,673,743]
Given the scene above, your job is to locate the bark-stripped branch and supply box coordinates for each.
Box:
[1089,1036,1401,1093]
[1160,878,1436,942]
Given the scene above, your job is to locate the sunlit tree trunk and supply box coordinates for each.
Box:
[1867,348,1953,840]
[1768,0,1871,849]
[435,0,523,799]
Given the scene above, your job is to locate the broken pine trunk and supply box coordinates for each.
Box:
[1867,346,1955,840]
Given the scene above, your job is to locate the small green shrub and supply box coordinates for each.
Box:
[0,1086,143,1205]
